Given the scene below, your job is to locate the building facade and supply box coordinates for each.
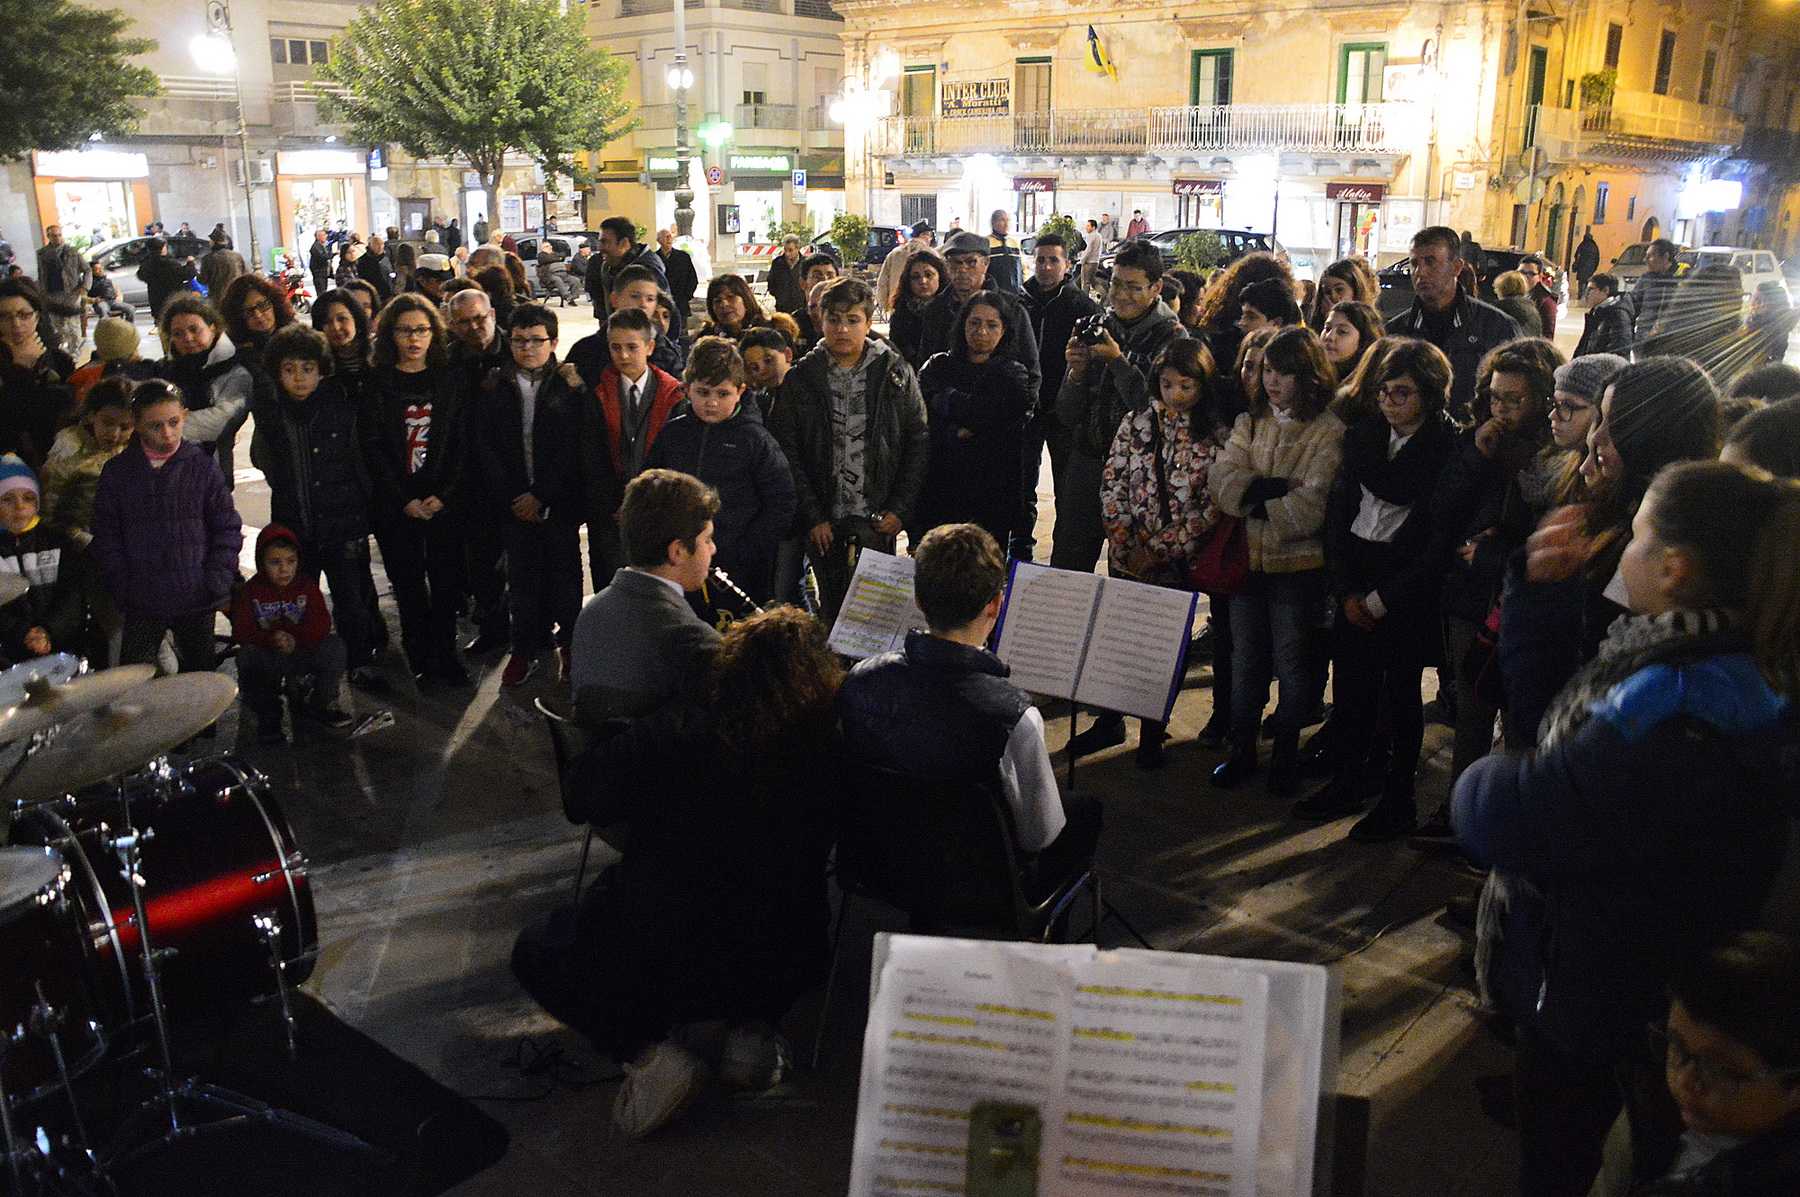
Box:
[831,0,1800,273]
[580,0,846,253]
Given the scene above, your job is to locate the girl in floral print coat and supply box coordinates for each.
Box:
[1091,338,1222,768]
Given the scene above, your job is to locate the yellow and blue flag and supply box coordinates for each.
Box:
[1083,25,1117,80]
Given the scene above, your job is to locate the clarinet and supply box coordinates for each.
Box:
[703,566,763,628]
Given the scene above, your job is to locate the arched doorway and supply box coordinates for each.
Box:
[1642,215,1660,243]
[1567,185,1586,266]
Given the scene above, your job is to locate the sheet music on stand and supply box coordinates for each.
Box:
[849,934,1338,1197]
[994,562,1198,723]
[828,549,928,659]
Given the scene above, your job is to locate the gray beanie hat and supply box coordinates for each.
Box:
[1553,353,1629,401]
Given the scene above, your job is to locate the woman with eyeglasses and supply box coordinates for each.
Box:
[1428,337,1561,787]
[218,273,295,366]
[1293,340,1457,841]
[154,292,261,485]
[360,294,469,686]
[1454,461,1800,1197]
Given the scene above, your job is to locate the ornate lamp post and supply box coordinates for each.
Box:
[192,0,260,267]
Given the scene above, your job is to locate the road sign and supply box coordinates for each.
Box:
[793,169,807,191]
[706,165,723,187]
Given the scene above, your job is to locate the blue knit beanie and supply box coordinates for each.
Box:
[0,454,38,500]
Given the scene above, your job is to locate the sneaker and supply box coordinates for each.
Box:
[348,667,394,696]
[612,1040,708,1140]
[1347,799,1418,844]
[306,704,358,731]
[1064,712,1126,757]
[1290,780,1368,823]
[1406,806,1458,852]
[501,652,539,688]
[721,1021,790,1092]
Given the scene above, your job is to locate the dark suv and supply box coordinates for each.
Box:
[1095,228,1288,283]
[805,225,906,268]
[1377,248,1564,319]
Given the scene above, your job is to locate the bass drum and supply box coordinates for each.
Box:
[9,756,317,1031]
[0,846,106,1103]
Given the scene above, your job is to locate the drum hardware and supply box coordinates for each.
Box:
[0,663,153,751]
[251,912,300,1061]
[96,782,382,1170]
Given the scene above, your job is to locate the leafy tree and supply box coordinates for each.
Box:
[319,0,634,227]
[1037,214,1086,257]
[0,0,158,162]
[828,214,871,269]
[1175,230,1227,271]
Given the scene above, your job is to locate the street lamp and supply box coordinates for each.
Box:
[191,0,260,268]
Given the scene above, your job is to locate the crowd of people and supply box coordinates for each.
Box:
[3,209,1800,1186]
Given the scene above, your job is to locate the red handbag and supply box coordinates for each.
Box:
[1188,514,1249,596]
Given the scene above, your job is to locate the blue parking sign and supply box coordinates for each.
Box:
[793,169,807,191]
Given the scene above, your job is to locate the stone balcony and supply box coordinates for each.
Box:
[1526,88,1743,165]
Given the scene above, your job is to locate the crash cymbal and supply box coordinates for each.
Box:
[2,674,237,805]
[0,664,157,745]
[0,574,25,606]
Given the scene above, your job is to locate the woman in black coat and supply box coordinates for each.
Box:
[911,289,1037,548]
[359,294,467,685]
[1295,339,1456,841]
[514,607,843,1138]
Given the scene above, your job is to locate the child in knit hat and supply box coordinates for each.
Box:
[66,315,150,404]
[230,523,354,742]
[0,454,86,665]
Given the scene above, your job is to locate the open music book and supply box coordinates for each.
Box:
[850,934,1338,1197]
[994,563,1198,723]
[828,550,929,659]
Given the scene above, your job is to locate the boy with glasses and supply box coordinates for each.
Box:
[472,303,586,686]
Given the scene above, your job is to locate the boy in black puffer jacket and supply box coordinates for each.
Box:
[0,455,85,665]
[646,337,796,606]
[251,325,383,676]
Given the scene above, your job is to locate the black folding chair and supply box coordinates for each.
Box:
[811,765,1148,1065]
[533,696,592,899]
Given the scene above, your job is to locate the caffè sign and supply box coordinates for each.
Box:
[943,79,1010,117]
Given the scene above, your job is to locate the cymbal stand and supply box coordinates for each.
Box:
[0,1033,111,1197]
[98,789,385,1168]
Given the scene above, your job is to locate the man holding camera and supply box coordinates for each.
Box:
[1051,238,1186,572]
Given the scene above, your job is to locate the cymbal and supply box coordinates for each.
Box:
[2,674,238,805]
[0,574,25,605]
[0,664,157,745]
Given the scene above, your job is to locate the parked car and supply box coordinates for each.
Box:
[1675,246,1784,303]
[1095,228,1304,284]
[1376,247,1564,320]
[1784,256,1800,301]
[499,231,603,299]
[87,234,211,310]
[804,225,906,269]
[1609,242,1654,294]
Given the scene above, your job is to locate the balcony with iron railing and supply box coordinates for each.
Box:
[735,103,798,130]
[270,80,347,135]
[871,102,1421,158]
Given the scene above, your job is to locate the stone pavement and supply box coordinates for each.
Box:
[203,371,1521,1194]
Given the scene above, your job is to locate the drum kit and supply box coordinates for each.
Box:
[0,655,374,1194]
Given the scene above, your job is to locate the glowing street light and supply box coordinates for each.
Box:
[191,4,259,268]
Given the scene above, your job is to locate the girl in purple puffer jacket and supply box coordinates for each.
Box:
[89,379,242,671]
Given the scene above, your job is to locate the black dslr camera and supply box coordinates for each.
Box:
[1071,312,1110,346]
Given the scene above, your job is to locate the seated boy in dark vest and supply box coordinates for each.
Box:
[837,522,1100,885]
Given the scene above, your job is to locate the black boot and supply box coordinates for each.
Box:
[1210,735,1258,789]
[1194,710,1230,749]
[1134,719,1168,770]
[1265,733,1301,798]
[1350,769,1419,843]
[1065,710,1126,758]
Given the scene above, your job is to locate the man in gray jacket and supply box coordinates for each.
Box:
[35,225,86,354]
[568,469,721,727]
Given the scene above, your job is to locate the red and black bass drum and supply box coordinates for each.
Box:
[9,755,316,1030]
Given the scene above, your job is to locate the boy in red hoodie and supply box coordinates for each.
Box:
[231,524,353,742]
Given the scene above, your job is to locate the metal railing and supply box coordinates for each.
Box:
[793,0,842,17]
[720,0,782,11]
[635,104,678,129]
[1579,87,1741,147]
[735,103,798,129]
[872,102,1421,157]
[155,74,237,102]
[618,0,700,15]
